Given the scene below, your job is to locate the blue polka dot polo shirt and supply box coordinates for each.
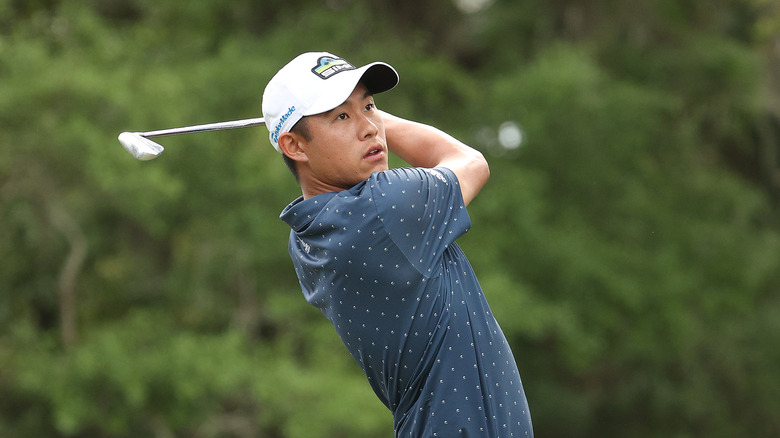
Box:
[280,167,533,437]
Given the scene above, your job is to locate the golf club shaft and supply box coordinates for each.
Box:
[140,117,265,138]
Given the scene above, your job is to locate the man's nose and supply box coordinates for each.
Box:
[359,113,378,139]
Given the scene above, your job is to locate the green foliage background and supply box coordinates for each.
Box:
[2,0,780,436]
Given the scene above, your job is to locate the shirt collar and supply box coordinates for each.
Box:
[279,192,338,232]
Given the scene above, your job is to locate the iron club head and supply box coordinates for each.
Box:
[118,132,165,161]
[118,117,265,161]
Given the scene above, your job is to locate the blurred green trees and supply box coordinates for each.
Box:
[1,0,779,437]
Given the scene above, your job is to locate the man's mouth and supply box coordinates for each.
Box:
[364,146,384,158]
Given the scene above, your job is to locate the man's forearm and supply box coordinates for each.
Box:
[382,111,471,167]
[381,111,489,206]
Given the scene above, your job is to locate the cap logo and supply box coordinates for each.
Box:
[271,105,296,143]
[311,56,355,79]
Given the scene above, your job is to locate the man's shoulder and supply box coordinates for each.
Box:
[367,167,458,196]
[372,167,456,183]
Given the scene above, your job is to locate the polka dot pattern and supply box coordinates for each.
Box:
[280,167,533,437]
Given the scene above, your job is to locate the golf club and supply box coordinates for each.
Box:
[118,117,266,160]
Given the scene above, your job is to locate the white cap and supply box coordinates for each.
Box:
[261,52,399,152]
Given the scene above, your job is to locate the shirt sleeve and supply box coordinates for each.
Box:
[369,167,471,277]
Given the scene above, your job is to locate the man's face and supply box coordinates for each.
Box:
[300,82,388,193]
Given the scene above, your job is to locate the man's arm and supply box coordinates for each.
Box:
[381,111,489,206]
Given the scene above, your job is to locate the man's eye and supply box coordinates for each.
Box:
[365,103,375,111]
[336,113,348,120]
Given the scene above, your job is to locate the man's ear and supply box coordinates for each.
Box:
[278,132,308,162]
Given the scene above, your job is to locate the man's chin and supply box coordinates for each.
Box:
[365,160,389,175]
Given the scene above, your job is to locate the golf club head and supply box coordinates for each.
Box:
[118,132,164,161]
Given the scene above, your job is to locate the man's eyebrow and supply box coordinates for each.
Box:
[326,89,374,115]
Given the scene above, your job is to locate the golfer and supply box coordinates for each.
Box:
[262,52,533,437]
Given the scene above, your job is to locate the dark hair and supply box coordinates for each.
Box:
[282,117,311,182]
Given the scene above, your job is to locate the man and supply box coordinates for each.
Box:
[262,52,533,437]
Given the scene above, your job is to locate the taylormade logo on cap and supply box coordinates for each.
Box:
[271,105,296,144]
[261,51,399,153]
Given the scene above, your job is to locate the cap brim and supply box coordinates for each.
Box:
[304,62,399,116]
[360,62,399,95]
